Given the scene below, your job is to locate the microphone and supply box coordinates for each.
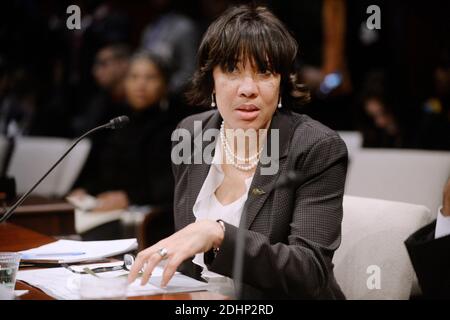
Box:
[105,116,129,129]
[0,116,129,223]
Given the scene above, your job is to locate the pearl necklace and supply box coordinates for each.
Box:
[219,121,263,171]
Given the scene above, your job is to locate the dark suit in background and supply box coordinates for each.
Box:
[172,109,348,299]
[405,221,450,298]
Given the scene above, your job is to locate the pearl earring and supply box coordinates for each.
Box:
[277,96,282,108]
[211,93,216,107]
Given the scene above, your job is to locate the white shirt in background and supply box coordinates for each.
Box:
[435,206,450,239]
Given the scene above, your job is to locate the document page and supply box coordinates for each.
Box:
[19,239,138,264]
[16,264,210,299]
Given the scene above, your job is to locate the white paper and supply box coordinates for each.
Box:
[66,193,124,234]
[66,194,98,211]
[66,261,124,273]
[19,238,138,264]
[14,290,29,297]
[74,208,124,234]
[74,205,151,234]
[16,265,210,300]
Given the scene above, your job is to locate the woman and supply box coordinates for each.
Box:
[128,6,348,299]
[70,51,176,238]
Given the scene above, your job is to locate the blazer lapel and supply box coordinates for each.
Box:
[241,109,294,229]
[184,109,294,229]
[185,111,222,225]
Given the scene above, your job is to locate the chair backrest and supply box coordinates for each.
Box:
[345,149,450,216]
[55,139,91,195]
[7,136,91,197]
[337,131,363,160]
[333,195,433,299]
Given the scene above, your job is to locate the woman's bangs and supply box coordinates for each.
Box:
[215,23,282,74]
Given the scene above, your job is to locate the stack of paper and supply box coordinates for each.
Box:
[19,238,138,264]
[73,206,152,234]
[74,208,124,234]
[16,264,210,299]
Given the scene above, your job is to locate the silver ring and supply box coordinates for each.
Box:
[157,247,168,259]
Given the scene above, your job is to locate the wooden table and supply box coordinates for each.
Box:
[0,222,228,300]
[2,196,75,236]
[1,197,175,252]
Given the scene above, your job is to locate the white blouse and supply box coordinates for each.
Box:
[192,137,254,297]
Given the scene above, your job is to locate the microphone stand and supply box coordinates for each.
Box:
[0,118,127,223]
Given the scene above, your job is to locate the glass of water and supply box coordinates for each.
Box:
[0,252,21,293]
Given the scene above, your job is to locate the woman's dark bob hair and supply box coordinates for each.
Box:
[186,5,310,108]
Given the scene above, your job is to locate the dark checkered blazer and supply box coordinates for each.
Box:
[171,108,348,299]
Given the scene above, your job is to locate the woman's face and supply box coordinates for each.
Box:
[212,59,281,131]
[124,58,166,111]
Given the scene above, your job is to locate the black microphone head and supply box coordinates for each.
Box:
[107,116,129,129]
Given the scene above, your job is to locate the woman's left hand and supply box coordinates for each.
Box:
[127,220,224,287]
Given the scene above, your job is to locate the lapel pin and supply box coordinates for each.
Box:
[251,188,266,196]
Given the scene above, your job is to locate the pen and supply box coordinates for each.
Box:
[22,252,86,257]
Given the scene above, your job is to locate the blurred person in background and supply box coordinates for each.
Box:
[416,50,450,151]
[70,51,176,240]
[269,0,353,130]
[356,70,416,148]
[71,43,130,136]
[0,60,67,138]
[140,0,200,98]
[70,43,131,197]
[66,1,131,103]
[0,2,73,138]
[0,57,37,137]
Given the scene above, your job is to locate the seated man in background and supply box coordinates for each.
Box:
[69,51,177,240]
[71,43,131,195]
[71,42,130,136]
[405,178,450,298]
